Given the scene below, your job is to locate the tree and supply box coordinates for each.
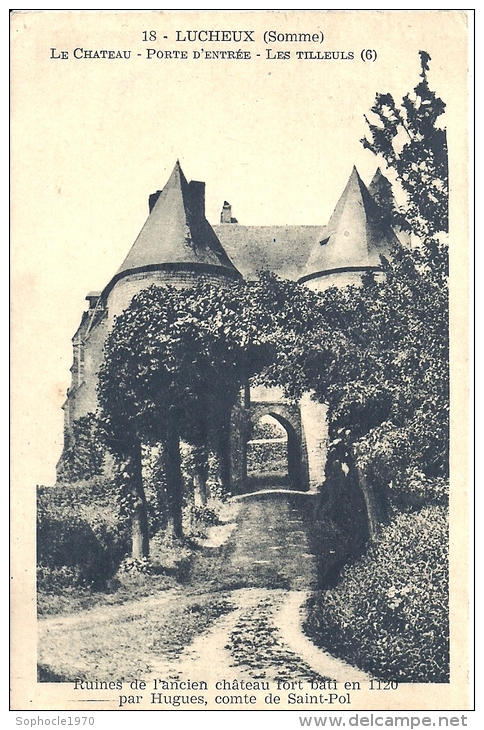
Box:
[361,50,448,242]
[248,270,330,399]
[323,244,448,477]
[251,238,449,530]
[97,280,269,557]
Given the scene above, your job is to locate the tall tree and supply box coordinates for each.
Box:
[252,246,448,532]
[97,280,269,557]
[361,50,448,242]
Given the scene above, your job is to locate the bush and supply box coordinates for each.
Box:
[37,479,129,589]
[352,422,449,519]
[37,565,85,593]
[117,556,154,576]
[390,469,449,511]
[247,440,287,477]
[181,498,224,540]
[304,505,449,682]
[193,504,220,527]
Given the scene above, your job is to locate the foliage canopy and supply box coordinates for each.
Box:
[361,50,448,242]
[97,279,269,456]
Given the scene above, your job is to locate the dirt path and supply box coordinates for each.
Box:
[199,490,320,592]
[276,591,371,682]
[39,490,368,682]
[144,587,371,684]
[145,588,263,683]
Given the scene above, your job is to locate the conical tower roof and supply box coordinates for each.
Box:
[300,166,399,282]
[106,161,240,294]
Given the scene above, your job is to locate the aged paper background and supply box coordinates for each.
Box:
[10,10,470,711]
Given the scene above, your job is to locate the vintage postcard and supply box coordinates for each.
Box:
[10,10,471,712]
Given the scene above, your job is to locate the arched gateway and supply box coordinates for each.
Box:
[247,403,308,492]
[228,386,328,496]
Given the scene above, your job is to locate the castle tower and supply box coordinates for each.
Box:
[58,162,240,469]
[105,160,241,318]
[299,166,400,291]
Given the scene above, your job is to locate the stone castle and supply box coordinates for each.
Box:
[59,160,401,494]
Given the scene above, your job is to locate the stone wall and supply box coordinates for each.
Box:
[303,267,384,292]
[299,393,329,491]
[107,269,236,320]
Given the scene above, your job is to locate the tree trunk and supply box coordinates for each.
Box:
[214,408,232,495]
[130,441,150,559]
[163,427,184,539]
[192,444,209,507]
[193,472,206,508]
[132,503,149,559]
[355,463,387,541]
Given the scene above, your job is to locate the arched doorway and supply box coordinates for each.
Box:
[246,411,307,492]
[247,415,288,488]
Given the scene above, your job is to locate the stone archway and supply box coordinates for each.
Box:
[246,414,289,488]
[229,387,327,495]
[246,402,309,493]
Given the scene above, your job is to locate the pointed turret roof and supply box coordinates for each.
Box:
[107,161,240,293]
[299,166,400,282]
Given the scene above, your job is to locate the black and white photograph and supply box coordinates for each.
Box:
[10,10,471,712]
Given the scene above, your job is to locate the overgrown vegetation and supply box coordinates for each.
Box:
[304,506,449,682]
[56,414,105,483]
[97,279,270,555]
[297,50,449,681]
[37,474,225,614]
[37,478,129,595]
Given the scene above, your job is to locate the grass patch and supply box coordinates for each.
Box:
[37,571,181,617]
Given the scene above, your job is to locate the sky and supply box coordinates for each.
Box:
[10,10,469,487]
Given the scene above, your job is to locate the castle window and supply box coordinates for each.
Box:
[72,340,84,388]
